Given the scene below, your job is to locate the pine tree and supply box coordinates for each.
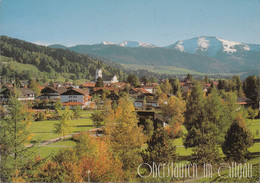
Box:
[222,115,253,162]
[0,95,35,181]
[184,82,205,148]
[95,77,104,87]
[142,128,176,164]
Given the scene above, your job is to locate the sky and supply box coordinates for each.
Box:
[0,0,259,46]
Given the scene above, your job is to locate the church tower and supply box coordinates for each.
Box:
[95,69,102,81]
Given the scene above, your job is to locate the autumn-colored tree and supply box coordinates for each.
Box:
[160,78,172,94]
[38,133,124,182]
[104,96,146,178]
[154,85,162,97]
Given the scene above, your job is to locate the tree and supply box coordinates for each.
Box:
[127,74,140,87]
[54,106,73,138]
[95,77,104,87]
[243,75,258,106]
[38,133,124,182]
[232,75,243,97]
[0,95,35,181]
[148,76,157,84]
[28,79,41,96]
[203,75,209,83]
[142,128,176,165]
[104,97,146,178]
[154,85,162,97]
[142,119,154,140]
[160,78,172,94]
[73,105,82,119]
[161,96,186,124]
[247,107,258,120]
[222,115,253,162]
[141,75,148,85]
[184,82,205,148]
[54,98,62,112]
[184,83,231,164]
[185,73,193,82]
[169,78,180,95]
[90,110,105,127]
[161,96,186,138]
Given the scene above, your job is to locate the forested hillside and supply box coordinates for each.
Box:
[0,36,127,81]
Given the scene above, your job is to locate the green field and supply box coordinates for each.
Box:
[121,63,206,75]
[30,110,93,142]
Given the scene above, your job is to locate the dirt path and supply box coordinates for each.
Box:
[26,128,101,147]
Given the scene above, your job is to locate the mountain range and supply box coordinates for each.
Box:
[49,36,260,74]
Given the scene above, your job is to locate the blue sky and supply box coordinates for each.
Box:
[0,0,259,46]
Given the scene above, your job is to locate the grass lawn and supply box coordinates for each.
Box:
[36,146,66,159]
[30,116,93,143]
[246,119,259,139]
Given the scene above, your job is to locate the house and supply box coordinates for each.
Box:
[80,82,96,94]
[236,97,254,107]
[92,87,120,96]
[40,86,67,100]
[60,87,89,109]
[134,93,158,109]
[110,75,118,83]
[137,111,169,129]
[0,88,36,103]
[107,93,120,101]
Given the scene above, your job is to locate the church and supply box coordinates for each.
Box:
[95,69,118,84]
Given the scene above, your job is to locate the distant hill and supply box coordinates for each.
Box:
[0,36,128,81]
[49,36,260,74]
[49,44,230,73]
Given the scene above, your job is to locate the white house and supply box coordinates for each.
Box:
[110,75,118,83]
[60,87,89,109]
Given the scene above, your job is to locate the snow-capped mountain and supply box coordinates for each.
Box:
[167,36,260,57]
[49,36,260,74]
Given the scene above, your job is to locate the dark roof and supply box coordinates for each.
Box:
[237,97,254,104]
[41,86,67,94]
[0,88,35,95]
[61,88,88,95]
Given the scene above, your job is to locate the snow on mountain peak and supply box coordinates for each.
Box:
[101,41,115,45]
[216,37,242,53]
[118,40,156,48]
[197,37,209,51]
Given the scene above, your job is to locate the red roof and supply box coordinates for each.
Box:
[134,88,150,94]
[93,87,120,92]
[62,102,84,106]
[81,82,95,87]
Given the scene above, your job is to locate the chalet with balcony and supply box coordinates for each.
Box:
[0,88,36,104]
[60,87,89,109]
[40,87,67,101]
